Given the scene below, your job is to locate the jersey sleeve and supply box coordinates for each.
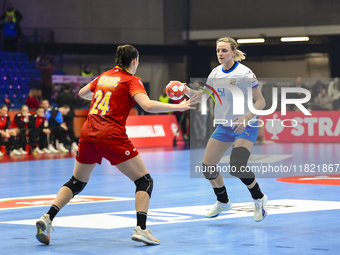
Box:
[129,78,147,97]
[89,76,100,92]
[244,69,259,89]
[206,69,215,87]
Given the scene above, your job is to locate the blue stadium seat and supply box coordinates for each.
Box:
[0,72,6,79]
[0,86,7,94]
[3,52,13,61]
[16,89,23,98]
[8,84,15,92]
[21,81,29,88]
[4,67,13,74]
[22,87,29,94]
[8,60,17,68]
[22,60,30,68]
[1,74,9,82]
[20,54,28,61]
[9,75,19,83]
[11,94,19,101]
[13,68,21,74]
[1,79,9,85]
[0,60,9,68]
[54,69,66,75]
[34,69,41,75]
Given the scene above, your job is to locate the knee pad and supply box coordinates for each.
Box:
[134,174,153,198]
[63,176,87,197]
[202,163,220,180]
[229,147,255,184]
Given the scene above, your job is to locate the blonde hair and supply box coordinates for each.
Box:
[216,37,246,62]
[28,88,37,97]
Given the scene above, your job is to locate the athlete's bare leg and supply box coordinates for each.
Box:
[116,155,150,213]
[52,161,96,209]
[203,138,233,188]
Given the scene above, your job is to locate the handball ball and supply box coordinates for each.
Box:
[166,81,185,100]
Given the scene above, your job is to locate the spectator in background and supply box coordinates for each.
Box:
[49,105,70,153]
[0,2,23,24]
[36,56,54,103]
[81,65,93,77]
[311,80,327,101]
[328,77,340,110]
[2,15,20,51]
[57,83,78,152]
[313,88,333,110]
[0,104,20,156]
[26,88,42,110]
[287,75,308,111]
[41,99,58,154]
[0,2,23,52]
[30,107,52,155]
[10,104,30,155]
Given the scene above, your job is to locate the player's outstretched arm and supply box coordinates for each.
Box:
[134,93,198,113]
[79,83,94,100]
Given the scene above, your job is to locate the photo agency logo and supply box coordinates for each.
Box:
[200,81,312,128]
[197,82,223,114]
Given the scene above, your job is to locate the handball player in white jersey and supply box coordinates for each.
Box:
[186,37,268,222]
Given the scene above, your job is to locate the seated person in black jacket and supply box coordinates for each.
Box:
[0,104,20,156]
[56,83,78,152]
[30,107,52,155]
[11,104,30,155]
[49,105,70,153]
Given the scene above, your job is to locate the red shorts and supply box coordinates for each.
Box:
[76,141,139,165]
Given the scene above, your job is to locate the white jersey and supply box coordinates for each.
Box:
[206,62,259,125]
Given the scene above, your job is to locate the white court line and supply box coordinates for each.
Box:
[1,199,340,229]
[0,195,134,211]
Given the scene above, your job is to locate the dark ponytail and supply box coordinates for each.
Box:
[115,45,138,72]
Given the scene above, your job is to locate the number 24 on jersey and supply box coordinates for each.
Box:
[89,90,112,116]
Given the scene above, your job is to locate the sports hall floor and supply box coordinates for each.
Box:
[0,142,339,255]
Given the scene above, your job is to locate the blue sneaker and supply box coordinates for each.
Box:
[36,214,54,245]
[254,194,267,222]
[205,200,232,218]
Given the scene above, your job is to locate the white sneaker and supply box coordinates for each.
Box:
[10,149,22,156]
[19,148,28,155]
[131,226,160,245]
[36,214,54,245]
[254,194,268,222]
[43,148,52,154]
[59,144,69,153]
[48,144,59,154]
[71,142,78,152]
[205,200,232,218]
[33,147,45,155]
[0,151,3,157]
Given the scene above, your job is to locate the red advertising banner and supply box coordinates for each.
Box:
[126,115,183,147]
[262,111,340,142]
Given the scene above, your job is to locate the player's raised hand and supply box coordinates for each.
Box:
[177,97,199,111]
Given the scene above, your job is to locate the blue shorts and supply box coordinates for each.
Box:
[211,123,259,143]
